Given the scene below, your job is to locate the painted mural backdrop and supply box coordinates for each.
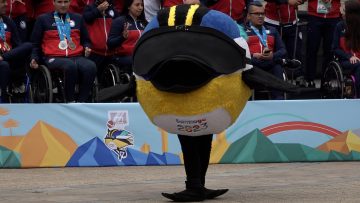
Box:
[0,100,360,168]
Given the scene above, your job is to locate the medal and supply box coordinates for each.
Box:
[58,40,68,50]
[68,40,76,50]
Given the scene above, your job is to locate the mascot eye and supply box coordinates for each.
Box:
[150,55,217,93]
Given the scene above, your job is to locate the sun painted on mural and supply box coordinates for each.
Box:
[1,105,360,168]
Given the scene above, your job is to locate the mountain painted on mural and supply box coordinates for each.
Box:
[220,129,360,163]
[0,120,181,168]
[67,137,181,166]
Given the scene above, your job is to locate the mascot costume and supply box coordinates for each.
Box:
[97,3,314,202]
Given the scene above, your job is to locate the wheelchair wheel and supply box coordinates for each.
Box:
[321,61,344,99]
[100,64,121,88]
[32,65,53,103]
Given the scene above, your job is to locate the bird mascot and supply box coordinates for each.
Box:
[97,3,313,202]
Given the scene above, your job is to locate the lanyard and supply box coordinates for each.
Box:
[54,12,71,41]
[0,18,5,42]
[250,23,267,48]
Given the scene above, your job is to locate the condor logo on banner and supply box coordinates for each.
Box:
[104,110,134,160]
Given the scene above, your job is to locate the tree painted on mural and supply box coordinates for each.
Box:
[0,107,9,136]
[3,119,19,136]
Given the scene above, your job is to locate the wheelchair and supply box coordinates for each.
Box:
[321,60,357,99]
[31,65,99,103]
[251,59,302,100]
[97,63,135,103]
[0,67,33,103]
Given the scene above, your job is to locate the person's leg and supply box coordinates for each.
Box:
[197,134,229,199]
[45,57,77,102]
[162,134,228,201]
[321,17,341,75]
[0,61,10,103]
[306,16,322,84]
[74,57,97,102]
[162,134,206,202]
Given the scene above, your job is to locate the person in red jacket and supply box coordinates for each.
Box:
[6,0,30,42]
[83,0,119,75]
[332,0,360,97]
[30,0,97,103]
[305,0,341,87]
[107,0,147,74]
[246,1,287,99]
[0,0,32,103]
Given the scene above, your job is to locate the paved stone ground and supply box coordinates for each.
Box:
[1,162,360,202]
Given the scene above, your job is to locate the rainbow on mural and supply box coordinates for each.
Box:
[0,100,360,168]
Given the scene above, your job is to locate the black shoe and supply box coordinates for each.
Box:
[162,189,205,202]
[204,188,229,199]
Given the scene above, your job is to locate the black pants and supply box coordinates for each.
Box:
[177,134,213,189]
[44,56,97,102]
[306,15,341,81]
[0,42,32,102]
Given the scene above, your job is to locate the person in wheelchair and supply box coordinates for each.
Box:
[83,0,119,75]
[107,0,147,75]
[246,1,287,100]
[0,0,32,103]
[332,0,360,98]
[29,0,97,103]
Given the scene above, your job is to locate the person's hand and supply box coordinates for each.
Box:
[85,47,91,57]
[288,0,303,6]
[252,53,262,59]
[350,56,360,64]
[123,23,129,39]
[0,56,3,61]
[30,59,39,69]
[260,51,273,61]
[97,1,109,13]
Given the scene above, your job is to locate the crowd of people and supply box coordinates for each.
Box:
[0,0,359,103]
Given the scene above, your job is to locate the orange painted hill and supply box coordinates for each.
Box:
[317,131,360,154]
[14,121,78,167]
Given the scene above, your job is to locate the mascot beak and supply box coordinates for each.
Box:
[242,67,320,95]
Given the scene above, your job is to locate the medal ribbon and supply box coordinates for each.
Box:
[0,18,5,42]
[250,23,268,48]
[54,12,71,42]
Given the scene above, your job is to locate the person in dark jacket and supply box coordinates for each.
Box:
[332,0,360,97]
[246,1,287,99]
[30,0,96,103]
[107,0,147,74]
[83,0,119,75]
[0,0,32,103]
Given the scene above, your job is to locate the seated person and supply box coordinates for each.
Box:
[83,0,119,77]
[245,1,287,99]
[0,0,32,103]
[332,0,360,97]
[30,0,97,103]
[107,0,147,74]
